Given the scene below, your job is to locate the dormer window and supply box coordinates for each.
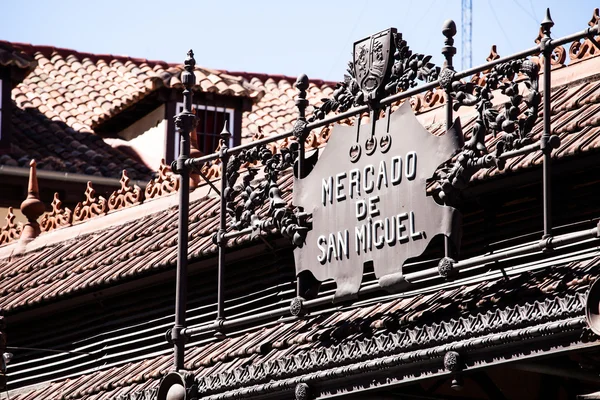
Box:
[175,103,236,157]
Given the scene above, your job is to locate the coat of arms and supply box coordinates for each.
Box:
[353,28,396,102]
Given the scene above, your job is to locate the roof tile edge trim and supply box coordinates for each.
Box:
[0,160,180,248]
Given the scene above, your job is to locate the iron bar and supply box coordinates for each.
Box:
[441,19,457,260]
[549,24,599,48]
[406,224,599,283]
[379,81,439,106]
[172,50,196,371]
[206,140,542,243]
[497,142,540,160]
[216,126,231,325]
[541,9,554,239]
[182,222,600,337]
[199,170,221,196]
[185,103,371,169]
[454,46,540,81]
[222,227,253,240]
[295,75,309,299]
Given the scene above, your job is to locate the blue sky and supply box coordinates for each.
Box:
[2,1,598,82]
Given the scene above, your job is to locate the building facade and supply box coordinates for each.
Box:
[1,7,600,400]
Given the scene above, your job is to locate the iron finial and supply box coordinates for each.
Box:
[441,19,457,69]
[185,49,196,70]
[295,74,309,92]
[182,49,196,89]
[442,19,457,44]
[588,8,599,28]
[220,121,231,141]
[541,8,554,35]
[295,74,309,121]
[486,45,500,62]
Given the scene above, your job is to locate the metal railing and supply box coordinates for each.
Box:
[168,9,600,372]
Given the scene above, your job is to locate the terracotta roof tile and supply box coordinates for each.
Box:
[0,41,266,179]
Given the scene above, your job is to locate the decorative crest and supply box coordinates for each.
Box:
[145,159,180,200]
[73,182,108,223]
[0,208,22,246]
[353,28,395,103]
[439,57,541,203]
[569,8,600,64]
[470,45,501,86]
[108,170,143,211]
[40,193,73,232]
[309,28,440,121]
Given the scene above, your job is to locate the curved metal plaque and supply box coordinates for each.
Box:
[293,102,462,300]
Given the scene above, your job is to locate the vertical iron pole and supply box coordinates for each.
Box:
[172,50,196,371]
[216,124,231,326]
[294,74,309,298]
[541,9,554,239]
[295,74,309,179]
[441,19,457,258]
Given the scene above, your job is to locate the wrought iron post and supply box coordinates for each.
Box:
[172,50,196,371]
[441,19,457,258]
[294,75,309,298]
[295,74,309,179]
[441,20,456,128]
[216,124,231,328]
[540,8,554,239]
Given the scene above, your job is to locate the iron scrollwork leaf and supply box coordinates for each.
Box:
[437,57,540,204]
[224,144,309,247]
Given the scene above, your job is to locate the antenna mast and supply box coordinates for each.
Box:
[461,0,473,69]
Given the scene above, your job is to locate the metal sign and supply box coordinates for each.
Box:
[294,102,462,300]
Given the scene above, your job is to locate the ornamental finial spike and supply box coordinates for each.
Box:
[589,8,599,28]
[486,45,500,62]
[295,74,309,91]
[20,159,45,243]
[541,8,554,34]
[220,121,231,141]
[442,19,457,39]
[185,49,196,70]
[182,50,196,89]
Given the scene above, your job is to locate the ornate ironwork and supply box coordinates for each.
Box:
[309,29,440,122]
[437,256,455,278]
[194,293,585,396]
[295,383,311,400]
[444,350,461,372]
[437,57,542,203]
[444,350,463,390]
[289,296,304,317]
[223,143,309,247]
